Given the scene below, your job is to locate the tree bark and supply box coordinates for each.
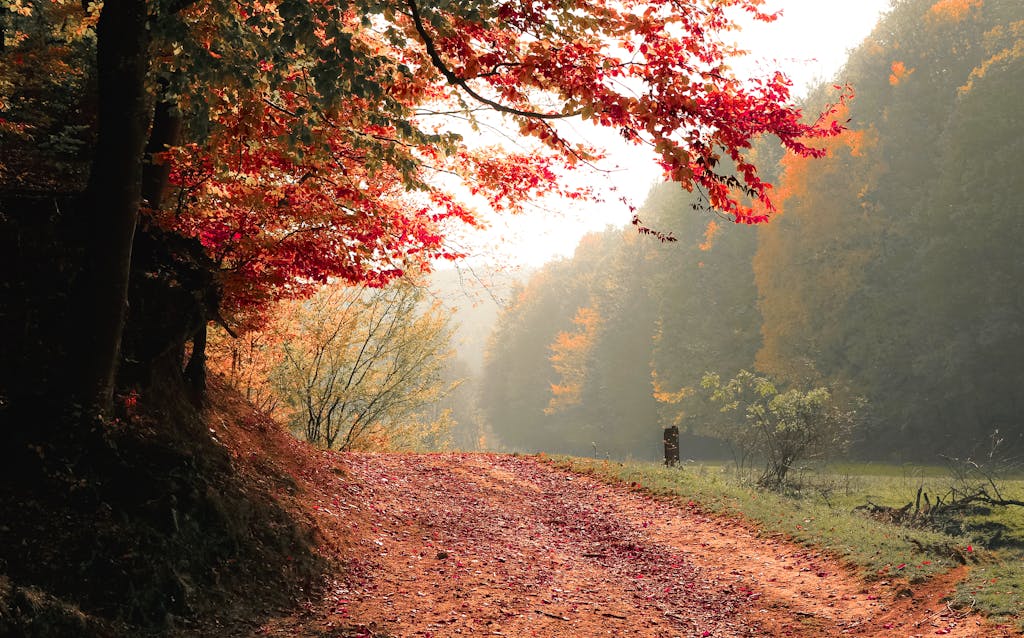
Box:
[184,322,208,398]
[141,89,183,211]
[75,0,152,416]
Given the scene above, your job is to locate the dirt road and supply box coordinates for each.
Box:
[267,453,1017,637]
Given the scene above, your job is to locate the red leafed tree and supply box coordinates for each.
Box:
[2,0,847,418]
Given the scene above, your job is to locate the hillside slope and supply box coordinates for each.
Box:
[0,376,351,637]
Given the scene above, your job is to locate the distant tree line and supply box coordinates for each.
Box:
[480,0,1024,462]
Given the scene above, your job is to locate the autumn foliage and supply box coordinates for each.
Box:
[128,0,849,324]
[480,0,1024,461]
[547,306,603,413]
[0,0,861,438]
[0,0,857,424]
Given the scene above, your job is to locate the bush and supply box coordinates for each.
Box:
[701,370,860,489]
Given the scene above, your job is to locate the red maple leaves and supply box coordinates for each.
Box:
[151,0,847,324]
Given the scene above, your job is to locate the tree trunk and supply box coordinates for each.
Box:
[74,0,152,416]
[663,426,679,467]
[184,322,208,398]
[141,88,183,211]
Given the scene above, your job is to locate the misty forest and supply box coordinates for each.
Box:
[220,0,1024,464]
[481,0,1023,465]
[2,0,1023,635]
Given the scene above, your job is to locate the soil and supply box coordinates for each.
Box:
[3,379,1019,637]
[265,452,1021,638]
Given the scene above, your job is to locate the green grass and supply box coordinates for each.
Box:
[543,455,1024,628]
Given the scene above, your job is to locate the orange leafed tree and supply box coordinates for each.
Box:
[927,0,984,23]
[546,306,603,413]
[753,100,883,384]
[888,60,915,85]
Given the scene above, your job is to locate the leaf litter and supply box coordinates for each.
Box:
[262,453,1018,637]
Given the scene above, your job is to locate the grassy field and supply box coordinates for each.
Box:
[544,456,1024,628]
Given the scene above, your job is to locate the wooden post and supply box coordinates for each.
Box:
[663,426,679,467]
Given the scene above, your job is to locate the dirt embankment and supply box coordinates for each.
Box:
[267,453,1019,638]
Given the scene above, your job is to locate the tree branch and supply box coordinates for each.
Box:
[405,0,577,121]
[165,0,203,16]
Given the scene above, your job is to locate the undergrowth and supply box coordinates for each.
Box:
[545,456,1024,629]
[0,373,331,637]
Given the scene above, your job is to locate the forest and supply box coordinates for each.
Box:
[481,0,1024,464]
[1,0,1022,634]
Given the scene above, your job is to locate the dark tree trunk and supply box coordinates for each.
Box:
[141,89,183,211]
[184,322,208,399]
[74,0,152,416]
[663,426,679,467]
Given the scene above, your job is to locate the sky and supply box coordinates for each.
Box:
[447,0,894,270]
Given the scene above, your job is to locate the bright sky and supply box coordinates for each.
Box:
[448,0,893,270]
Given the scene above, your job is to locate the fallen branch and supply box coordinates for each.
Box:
[535,610,569,621]
[940,489,1024,510]
[600,611,628,620]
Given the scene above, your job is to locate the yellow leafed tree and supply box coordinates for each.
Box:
[213,275,460,451]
